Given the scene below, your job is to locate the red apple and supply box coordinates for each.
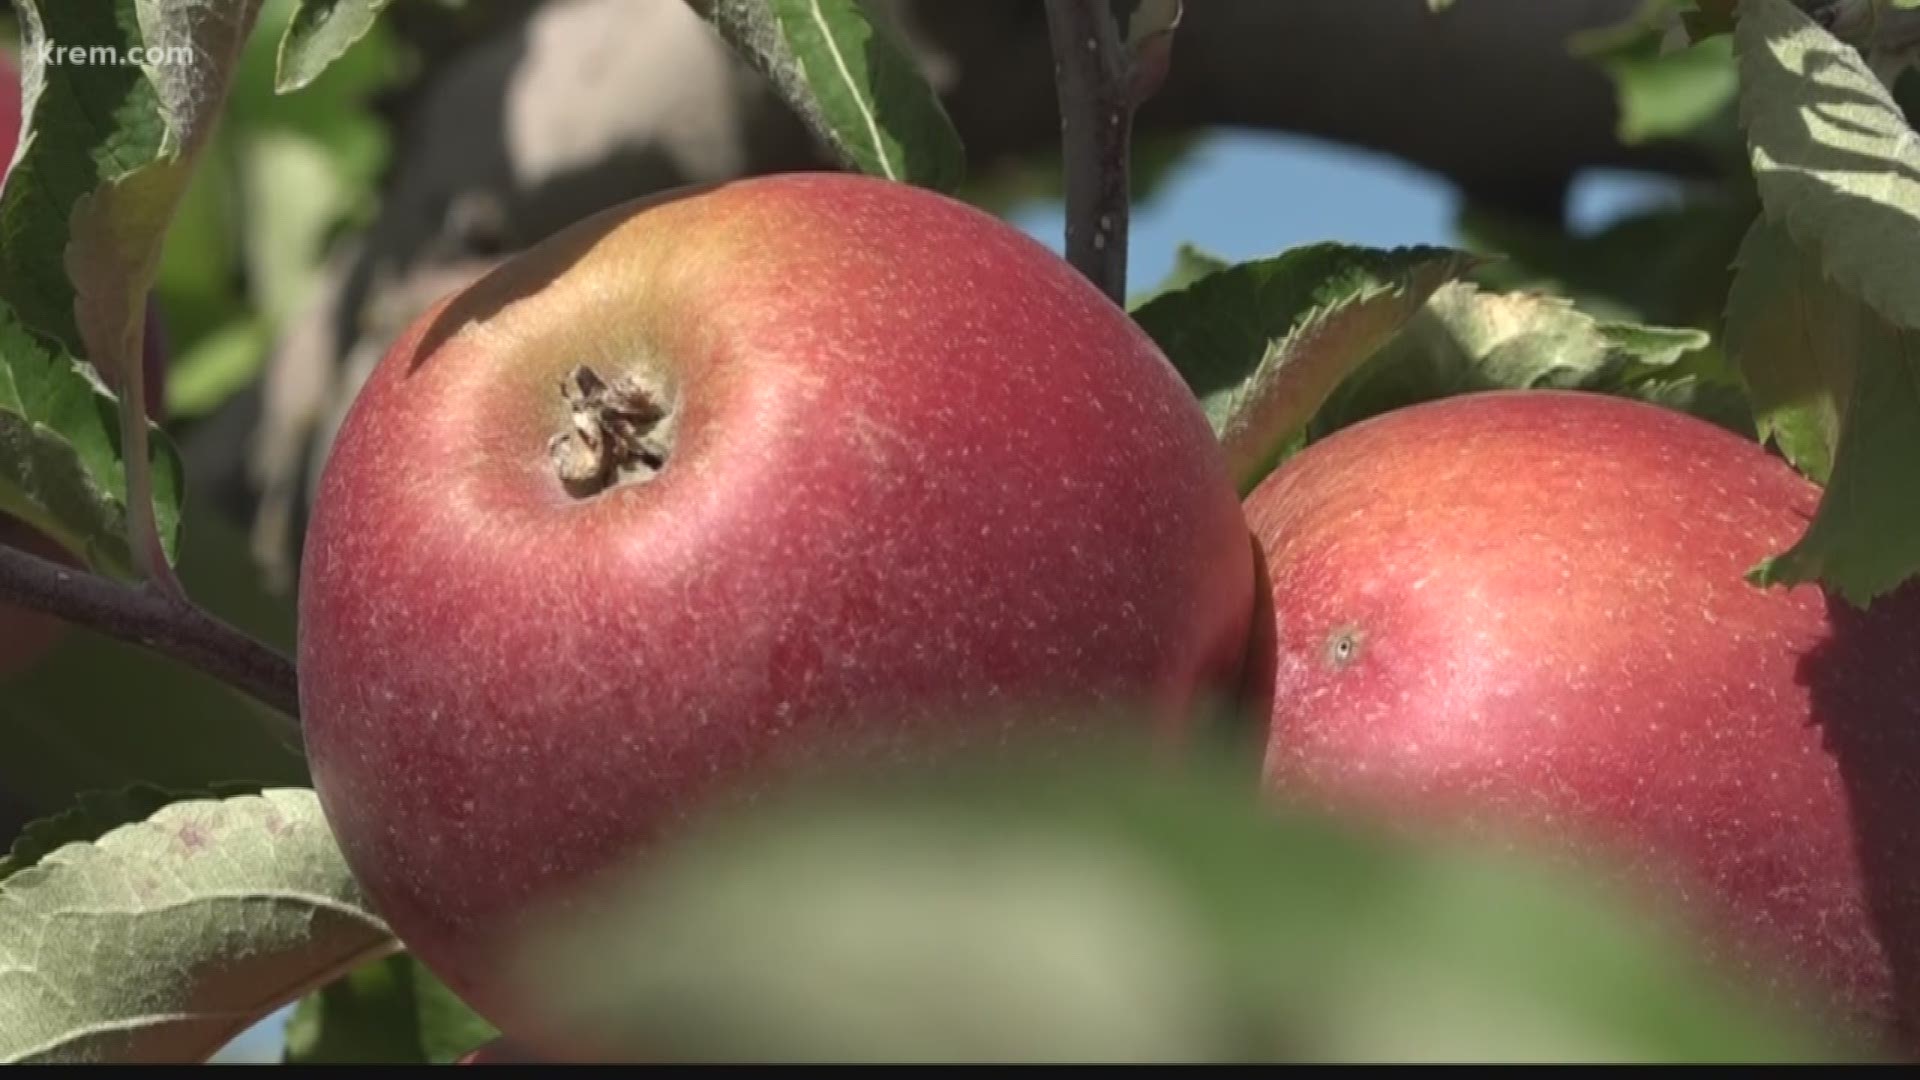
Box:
[0,49,169,679]
[298,172,1256,1042]
[1245,389,1920,1049]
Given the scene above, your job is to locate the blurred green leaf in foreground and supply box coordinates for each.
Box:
[510,747,1867,1064]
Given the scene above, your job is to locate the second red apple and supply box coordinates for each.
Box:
[1245,390,1920,1050]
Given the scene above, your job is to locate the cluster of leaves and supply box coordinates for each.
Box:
[1133,0,1920,604]
[0,0,394,895]
[1,0,1918,1064]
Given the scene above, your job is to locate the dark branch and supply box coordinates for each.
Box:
[1045,0,1133,304]
[0,541,302,732]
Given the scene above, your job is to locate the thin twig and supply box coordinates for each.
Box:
[0,540,301,734]
[1045,0,1134,305]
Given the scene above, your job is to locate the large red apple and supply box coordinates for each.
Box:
[1244,389,1920,1049]
[298,172,1256,1040]
[0,49,168,679]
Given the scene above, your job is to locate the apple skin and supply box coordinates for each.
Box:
[298,172,1256,1040]
[0,50,168,679]
[1244,389,1920,1048]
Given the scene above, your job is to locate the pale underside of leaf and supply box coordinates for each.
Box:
[0,782,267,881]
[692,0,964,191]
[1311,282,1721,442]
[1736,0,1920,330]
[1128,243,1481,489]
[0,789,393,1064]
[1414,284,1710,386]
[71,0,264,387]
[275,0,397,94]
[1214,280,1443,490]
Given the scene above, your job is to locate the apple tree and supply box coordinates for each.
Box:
[0,0,1915,1063]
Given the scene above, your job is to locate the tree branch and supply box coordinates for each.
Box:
[0,541,302,733]
[1045,0,1133,304]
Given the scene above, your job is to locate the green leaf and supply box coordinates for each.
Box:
[3,0,262,579]
[1130,244,1480,490]
[275,0,396,93]
[510,750,1860,1063]
[1748,317,1920,601]
[1736,0,1920,328]
[234,0,398,184]
[1733,0,1920,600]
[690,0,965,192]
[5,0,262,391]
[1311,282,1740,441]
[1574,7,1739,146]
[1812,1,1920,84]
[1724,218,1853,481]
[284,953,498,1064]
[1729,224,1920,599]
[0,303,184,574]
[0,782,264,881]
[156,0,399,420]
[0,789,395,1064]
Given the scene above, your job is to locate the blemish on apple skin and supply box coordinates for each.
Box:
[1325,625,1364,670]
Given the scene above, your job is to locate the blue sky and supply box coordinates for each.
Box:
[1009,129,1684,289]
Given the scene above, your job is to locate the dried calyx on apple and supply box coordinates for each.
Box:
[547,364,676,497]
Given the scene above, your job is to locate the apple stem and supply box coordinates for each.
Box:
[115,304,188,602]
[0,539,303,736]
[1045,0,1141,305]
